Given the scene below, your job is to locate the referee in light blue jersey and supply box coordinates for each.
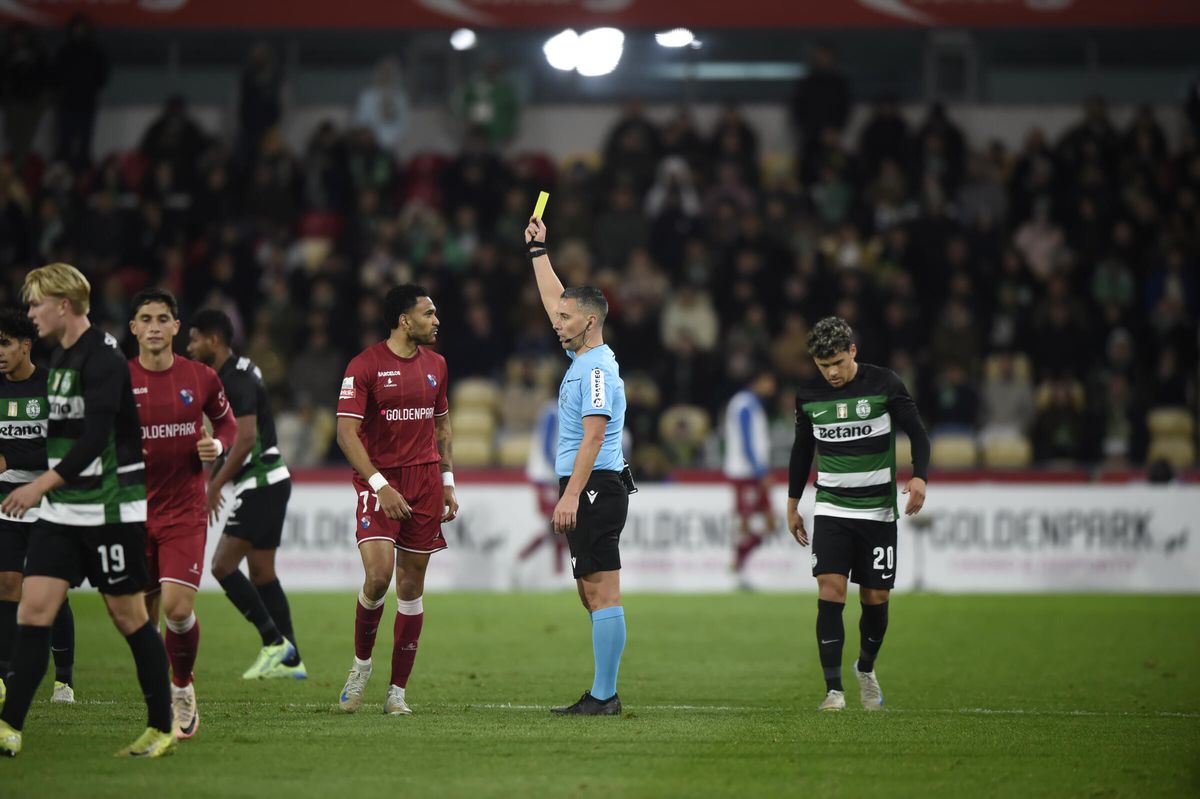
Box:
[524,215,629,717]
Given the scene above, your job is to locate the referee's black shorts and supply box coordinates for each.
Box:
[559,470,628,579]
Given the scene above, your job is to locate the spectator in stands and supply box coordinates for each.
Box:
[1032,378,1088,464]
[139,94,209,190]
[790,43,850,183]
[979,353,1035,442]
[354,58,411,154]
[52,15,109,169]
[1,23,51,165]
[930,363,978,434]
[857,98,909,181]
[236,42,284,167]
[601,100,661,198]
[454,54,519,148]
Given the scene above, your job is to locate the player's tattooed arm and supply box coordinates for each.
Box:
[435,413,458,522]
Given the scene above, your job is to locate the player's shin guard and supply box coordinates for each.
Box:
[125,621,173,734]
[590,606,626,702]
[256,579,300,665]
[857,601,889,674]
[389,596,424,689]
[0,625,51,731]
[51,598,75,687]
[354,591,386,662]
[218,572,282,646]
[816,599,845,692]
[0,599,17,676]
[164,613,200,688]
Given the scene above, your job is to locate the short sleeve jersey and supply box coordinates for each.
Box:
[794,363,917,523]
[130,355,232,526]
[0,366,49,522]
[336,342,449,469]
[555,345,625,478]
[218,354,289,493]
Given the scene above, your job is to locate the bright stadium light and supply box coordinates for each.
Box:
[655,28,695,48]
[543,29,580,71]
[575,27,624,77]
[449,28,477,51]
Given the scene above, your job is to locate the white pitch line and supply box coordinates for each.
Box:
[67,699,1200,719]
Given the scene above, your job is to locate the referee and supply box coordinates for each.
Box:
[525,216,629,716]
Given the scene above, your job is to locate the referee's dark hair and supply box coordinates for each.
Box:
[129,287,180,320]
[561,286,609,323]
[384,283,430,330]
[190,308,234,346]
[808,316,855,360]
[0,307,37,342]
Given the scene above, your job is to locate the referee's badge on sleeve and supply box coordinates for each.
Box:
[590,368,606,409]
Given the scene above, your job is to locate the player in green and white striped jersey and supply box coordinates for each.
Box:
[0,308,78,708]
[1,263,174,759]
[787,317,930,713]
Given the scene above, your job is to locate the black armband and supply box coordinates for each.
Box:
[526,248,548,260]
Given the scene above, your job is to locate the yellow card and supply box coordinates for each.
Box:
[532,191,550,219]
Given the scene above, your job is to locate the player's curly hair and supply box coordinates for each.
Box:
[808,316,855,360]
[384,283,430,330]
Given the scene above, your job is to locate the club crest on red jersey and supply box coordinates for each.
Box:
[426,374,437,388]
[179,388,195,405]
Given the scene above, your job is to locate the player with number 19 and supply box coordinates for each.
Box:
[787,316,930,713]
[1,263,174,758]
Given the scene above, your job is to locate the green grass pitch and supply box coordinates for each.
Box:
[3,592,1198,798]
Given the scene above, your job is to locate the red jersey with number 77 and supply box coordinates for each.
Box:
[129,355,237,527]
[336,342,449,469]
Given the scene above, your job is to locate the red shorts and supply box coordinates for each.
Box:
[733,480,772,517]
[352,463,447,554]
[145,521,206,592]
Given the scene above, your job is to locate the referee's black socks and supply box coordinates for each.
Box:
[0,624,51,731]
[816,599,845,692]
[124,620,173,734]
[857,601,889,674]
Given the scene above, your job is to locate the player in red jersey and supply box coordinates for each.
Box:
[128,289,236,739]
[334,284,458,716]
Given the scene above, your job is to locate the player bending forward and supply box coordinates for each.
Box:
[787,317,930,712]
[335,284,458,716]
[129,289,237,738]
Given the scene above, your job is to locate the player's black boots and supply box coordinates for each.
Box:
[551,692,622,716]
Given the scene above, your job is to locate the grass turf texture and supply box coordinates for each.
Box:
[3,592,1197,798]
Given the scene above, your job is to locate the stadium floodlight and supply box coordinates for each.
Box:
[449,28,477,51]
[654,28,695,48]
[543,29,580,71]
[575,27,624,77]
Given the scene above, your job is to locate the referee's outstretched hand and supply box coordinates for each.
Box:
[525,217,546,245]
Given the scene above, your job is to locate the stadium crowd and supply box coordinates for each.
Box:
[1,27,1197,475]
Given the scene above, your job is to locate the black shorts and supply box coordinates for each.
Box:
[223,479,291,550]
[0,517,34,573]
[23,520,150,595]
[811,515,898,590]
[560,471,628,579]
